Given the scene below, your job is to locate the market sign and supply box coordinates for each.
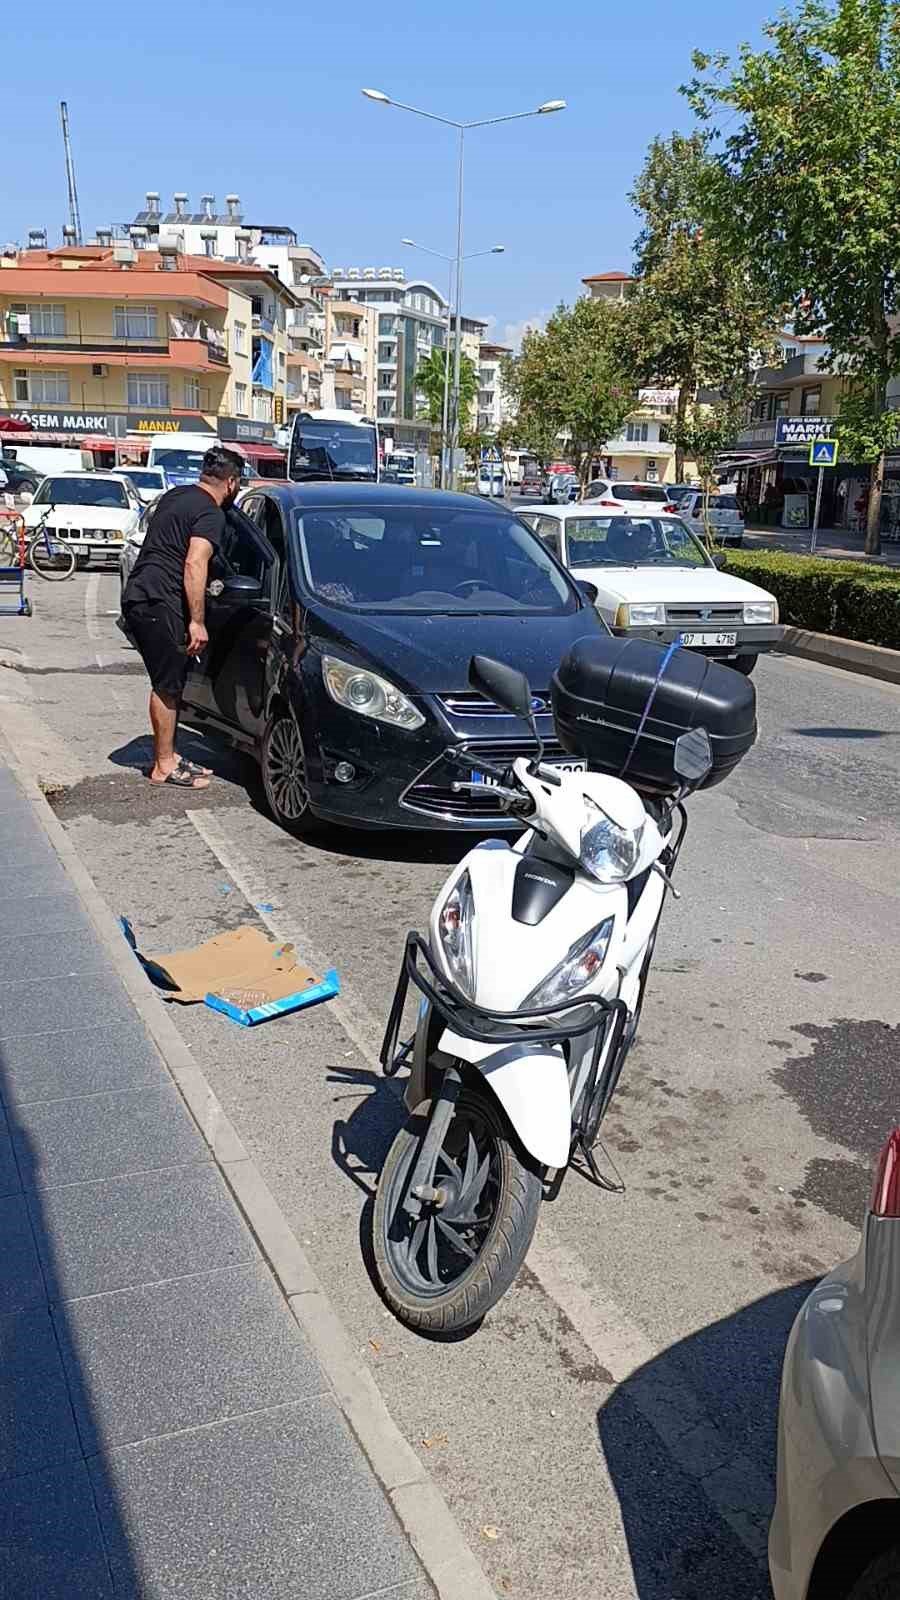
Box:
[0,407,126,436]
[774,415,834,447]
[638,388,678,408]
[218,417,276,443]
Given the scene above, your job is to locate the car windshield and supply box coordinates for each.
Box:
[713,495,741,512]
[289,420,377,482]
[564,515,712,569]
[124,471,163,490]
[153,449,206,475]
[291,505,577,613]
[664,486,694,504]
[609,483,670,503]
[33,477,129,508]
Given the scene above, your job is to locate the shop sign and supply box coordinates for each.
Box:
[638,388,678,408]
[218,417,275,443]
[774,415,833,447]
[0,407,126,436]
[126,413,212,434]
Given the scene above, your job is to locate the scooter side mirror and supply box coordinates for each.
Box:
[674,727,713,784]
[469,654,533,721]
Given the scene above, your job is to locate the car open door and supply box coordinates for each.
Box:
[186,501,276,740]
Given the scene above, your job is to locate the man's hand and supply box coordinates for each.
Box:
[186,620,208,657]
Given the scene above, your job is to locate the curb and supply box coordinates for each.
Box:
[0,727,496,1600]
[778,626,900,686]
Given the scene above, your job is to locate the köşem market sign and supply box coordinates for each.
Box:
[774,415,834,447]
[0,407,125,435]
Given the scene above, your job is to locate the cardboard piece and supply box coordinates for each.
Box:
[121,919,340,1027]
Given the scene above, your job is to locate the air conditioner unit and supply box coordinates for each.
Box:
[92,363,109,378]
[112,243,136,264]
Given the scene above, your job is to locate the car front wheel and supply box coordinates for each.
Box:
[261,710,318,837]
[732,654,758,676]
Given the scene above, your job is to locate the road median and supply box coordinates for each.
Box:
[778,626,900,685]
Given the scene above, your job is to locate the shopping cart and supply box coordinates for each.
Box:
[0,511,31,616]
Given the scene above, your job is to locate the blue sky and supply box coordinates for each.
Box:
[10,0,763,347]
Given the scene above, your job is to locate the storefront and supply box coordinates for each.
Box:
[218,417,286,477]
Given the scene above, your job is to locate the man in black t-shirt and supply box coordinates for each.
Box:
[123,446,243,789]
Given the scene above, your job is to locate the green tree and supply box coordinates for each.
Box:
[686,0,900,555]
[502,300,638,489]
[499,354,562,472]
[678,399,746,545]
[626,132,779,480]
[414,347,478,431]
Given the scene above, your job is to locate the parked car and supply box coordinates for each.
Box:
[177,484,605,835]
[120,467,167,506]
[0,459,41,498]
[668,488,745,547]
[770,1128,900,1600]
[582,478,677,516]
[519,471,544,497]
[518,505,779,673]
[118,500,156,601]
[545,472,579,504]
[22,472,143,569]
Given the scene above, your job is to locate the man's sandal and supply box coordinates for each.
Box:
[150,761,211,789]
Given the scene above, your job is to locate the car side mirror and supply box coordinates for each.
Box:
[469,654,533,720]
[218,573,263,602]
[576,579,599,605]
[712,551,726,570]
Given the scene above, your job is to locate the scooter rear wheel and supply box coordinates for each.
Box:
[373,1081,542,1335]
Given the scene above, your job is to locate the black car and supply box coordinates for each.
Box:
[0,459,41,496]
[180,484,605,833]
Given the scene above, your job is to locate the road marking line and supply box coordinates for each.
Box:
[84,572,102,641]
[185,809,382,1074]
[184,805,772,1567]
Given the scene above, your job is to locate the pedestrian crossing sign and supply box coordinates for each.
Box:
[809,438,838,467]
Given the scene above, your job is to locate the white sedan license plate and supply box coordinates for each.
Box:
[679,631,737,648]
[471,758,587,787]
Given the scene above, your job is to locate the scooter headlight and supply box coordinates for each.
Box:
[580,798,643,884]
[523,919,615,1011]
[437,870,475,999]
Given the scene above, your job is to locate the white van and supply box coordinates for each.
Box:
[3,445,93,477]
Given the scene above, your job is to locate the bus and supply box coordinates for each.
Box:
[288,410,379,484]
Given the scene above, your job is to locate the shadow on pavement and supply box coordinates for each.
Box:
[0,1044,139,1597]
[597,1281,813,1600]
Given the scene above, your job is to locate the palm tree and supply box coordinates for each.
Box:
[415,347,479,432]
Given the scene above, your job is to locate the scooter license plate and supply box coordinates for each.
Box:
[470,758,587,786]
[679,631,737,647]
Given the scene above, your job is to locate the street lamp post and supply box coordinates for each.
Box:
[402,238,504,488]
[364,89,565,487]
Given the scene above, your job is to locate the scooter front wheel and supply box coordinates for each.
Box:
[373,1081,542,1334]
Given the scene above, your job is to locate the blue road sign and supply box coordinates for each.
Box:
[809,438,838,467]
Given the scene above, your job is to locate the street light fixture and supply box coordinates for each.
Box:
[363,88,565,485]
[401,238,506,487]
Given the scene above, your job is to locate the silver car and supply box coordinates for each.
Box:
[770,1127,900,1600]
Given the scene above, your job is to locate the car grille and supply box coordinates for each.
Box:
[437,691,550,719]
[665,604,743,626]
[404,738,565,820]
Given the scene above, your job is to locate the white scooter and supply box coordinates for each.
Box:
[373,653,716,1335]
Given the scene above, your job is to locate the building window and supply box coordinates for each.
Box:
[114,304,158,341]
[202,234,217,257]
[278,350,286,370]
[800,386,822,416]
[13,368,29,401]
[233,321,247,354]
[379,315,397,336]
[13,303,67,337]
[28,370,70,404]
[772,392,791,418]
[252,392,272,422]
[184,377,200,409]
[234,381,248,415]
[127,373,169,408]
[626,421,649,442]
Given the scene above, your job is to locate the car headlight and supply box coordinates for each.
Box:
[580,797,643,883]
[743,601,777,624]
[321,655,424,730]
[616,602,666,627]
[523,919,615,1010]
[437,870,475,998]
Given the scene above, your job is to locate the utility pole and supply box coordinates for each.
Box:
[60,101,83,246]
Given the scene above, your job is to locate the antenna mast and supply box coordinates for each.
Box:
[59,101,83,245]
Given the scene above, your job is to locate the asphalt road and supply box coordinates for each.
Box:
[2,568,899,1600]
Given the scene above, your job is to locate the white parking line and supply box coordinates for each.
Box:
[84,572,102,641]
[183,805,772,1567]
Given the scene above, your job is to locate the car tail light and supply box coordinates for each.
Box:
[663,503,677,513]
[871,1128,900,1216]
[598,499,618,507]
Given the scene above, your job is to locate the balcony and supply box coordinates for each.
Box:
[252,312,275,336]
[605,436,674,457]
[1,314,229,368]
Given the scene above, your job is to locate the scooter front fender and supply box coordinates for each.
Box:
[438,1027,570,1169]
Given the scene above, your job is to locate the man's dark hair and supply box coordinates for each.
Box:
[201,446,244,482]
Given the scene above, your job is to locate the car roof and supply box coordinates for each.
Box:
[249,483,515,516]
[536,503,684,519]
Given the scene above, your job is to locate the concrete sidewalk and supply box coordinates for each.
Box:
[744,524,900,565]
[0,756,435,1600]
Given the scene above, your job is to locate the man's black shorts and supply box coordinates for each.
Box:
[123,602,189,698]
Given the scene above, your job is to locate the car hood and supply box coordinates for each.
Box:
[23,504,135,528]
[310,605,603,695]
[572,565,775,605]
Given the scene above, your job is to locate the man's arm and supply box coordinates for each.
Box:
[184,535,215,655]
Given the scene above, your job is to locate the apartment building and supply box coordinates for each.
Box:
[476,342,512,433]
[579,270,678,480]
[327,268,487,448]
[0,239,297,463]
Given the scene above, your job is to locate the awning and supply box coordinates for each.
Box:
[717,450,780,468]
[241,443,285,462]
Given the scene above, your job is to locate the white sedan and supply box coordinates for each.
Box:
[23,472,143,568]
[582,478,677,516]
[520,505,779,674]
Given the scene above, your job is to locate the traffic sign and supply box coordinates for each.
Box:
[480,445,503,463]
[809,438,838,467]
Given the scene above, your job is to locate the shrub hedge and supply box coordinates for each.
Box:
[723,549,900,650]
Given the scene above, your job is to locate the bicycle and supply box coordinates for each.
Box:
[26,506,76,581]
